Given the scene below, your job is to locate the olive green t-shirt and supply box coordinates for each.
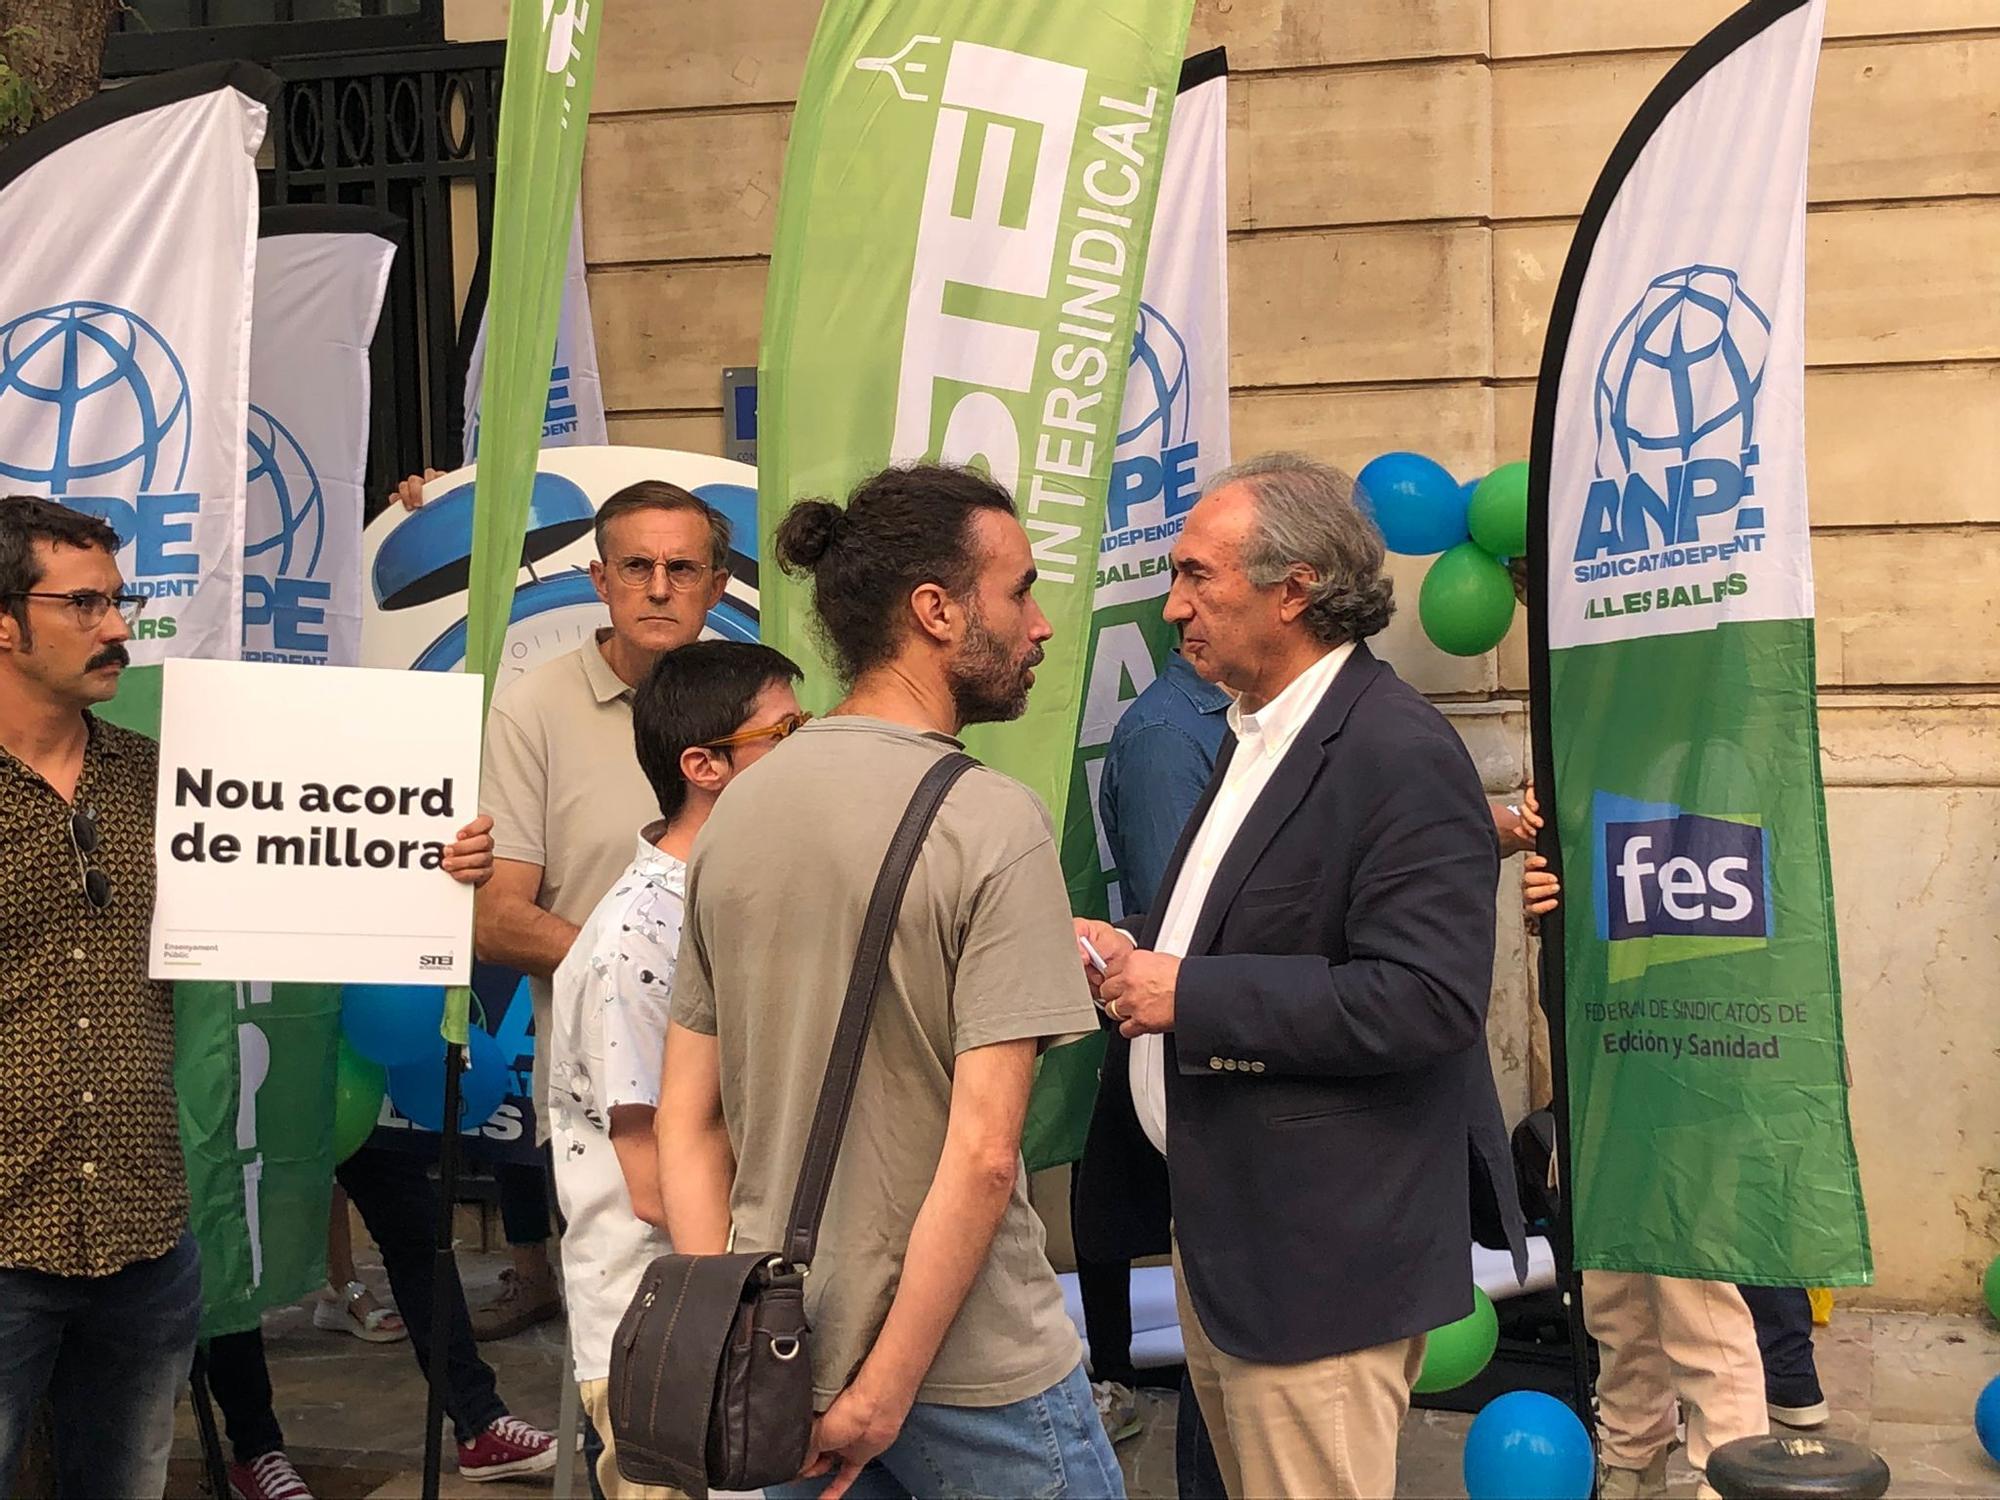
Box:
[671,716,1097,1408]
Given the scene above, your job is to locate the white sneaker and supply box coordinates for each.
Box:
[1769,1396,1831,1429]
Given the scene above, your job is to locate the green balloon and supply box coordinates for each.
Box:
[332,1039,387,1164]
[1467,461,1531,559]
[1985,1252,2000,1323]
[1412,1286,1499,1394]
[1419,543,1517,657]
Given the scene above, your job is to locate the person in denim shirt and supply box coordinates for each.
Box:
[1099,652,1231,916]
[1076,648,1230,1497]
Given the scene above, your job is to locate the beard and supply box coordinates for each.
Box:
[948,609,1043,726]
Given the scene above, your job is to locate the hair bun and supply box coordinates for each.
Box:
[774,499,845,574]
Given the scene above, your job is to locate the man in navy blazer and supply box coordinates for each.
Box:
[1077,452,1526,1499]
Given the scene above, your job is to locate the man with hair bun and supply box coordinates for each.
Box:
[658,463,1121,1499]
[1076,452,1527,1500]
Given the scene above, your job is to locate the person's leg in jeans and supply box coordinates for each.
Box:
[1075,1254,1137,1387]
[474,1136,561,1341]
[1073,1244,1141,1444]
[0,1265,73,1490]
[767,1363,1124,1500]
[1738,1285,1825,1424]
[1174,1370,1227,1500]
[581,1401,609,1500]
[205,1328,287,1464]
[336,1146,508,1444]
[47,1229,202,1499]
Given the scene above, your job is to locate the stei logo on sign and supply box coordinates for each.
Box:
[1590,790,1770,977]
[878,35,1163,589]
[1574,265,1771,582]
[243,404,331,660]
[0,300,199,640]
[542,0,588,76]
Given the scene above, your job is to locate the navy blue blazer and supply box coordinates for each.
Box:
[1121,643,1527,1363]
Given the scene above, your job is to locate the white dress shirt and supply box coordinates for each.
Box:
[1129,642,1355,1155]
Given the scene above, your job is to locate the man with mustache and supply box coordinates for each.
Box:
[657,464,1120,1500]
[0,496,495,1498]
[472,479,731,1338]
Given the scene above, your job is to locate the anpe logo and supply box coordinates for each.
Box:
[1573,266,1772,586]
[0,300,203,595]
[243,403,332,658]
[1107,301,1198,532]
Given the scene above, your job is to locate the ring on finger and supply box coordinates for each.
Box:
[1106,999,1124,1022]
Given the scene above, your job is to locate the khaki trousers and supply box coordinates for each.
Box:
[1584,1271,1768,1496]
[578,1378,689,1500]
[1174,1246,1424,1499]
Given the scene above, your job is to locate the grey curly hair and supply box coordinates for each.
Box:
[1203,452,1396,644]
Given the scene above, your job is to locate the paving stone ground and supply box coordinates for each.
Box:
[168,1246,2000,1499]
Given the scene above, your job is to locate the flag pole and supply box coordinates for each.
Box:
[425,0,607,1483]
[421,1042,466,1500]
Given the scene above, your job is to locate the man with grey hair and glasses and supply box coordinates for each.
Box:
[1076,453,1526,1498]
[473,478,732,1337]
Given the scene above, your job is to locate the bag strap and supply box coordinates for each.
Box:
[780,751,978,1270]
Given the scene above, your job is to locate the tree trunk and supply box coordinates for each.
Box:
[0,0,117,140]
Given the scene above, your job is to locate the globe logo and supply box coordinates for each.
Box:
[244,403,326,578]
[0,301,192,493]
[1593,265,1771,484]
[1118,301,1193,455]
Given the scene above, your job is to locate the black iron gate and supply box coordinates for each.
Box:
[261,43,504,515]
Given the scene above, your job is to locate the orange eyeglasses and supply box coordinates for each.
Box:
[703,711,813,752]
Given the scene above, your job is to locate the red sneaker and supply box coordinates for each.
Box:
[228,1451,315,1500]
[457,1415,557,1482]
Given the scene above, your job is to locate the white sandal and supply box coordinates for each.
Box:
[312,1280,408,1343]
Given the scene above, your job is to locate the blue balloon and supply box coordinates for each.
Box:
[1357,452,1469,556]
[1463,1391,1594,1500]
[1977,1374,2000,1464]
[386,1026,511,1135]
[340,984,448,1068]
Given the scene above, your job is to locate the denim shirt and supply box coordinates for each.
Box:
[1098,652,1231,917]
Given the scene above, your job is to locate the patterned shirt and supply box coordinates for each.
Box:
[0,713,187,1277]
[547,824,683,1381]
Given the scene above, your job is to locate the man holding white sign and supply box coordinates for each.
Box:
[0,495,494,1499]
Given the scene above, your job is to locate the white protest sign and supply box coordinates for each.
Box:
[150,658,482,985]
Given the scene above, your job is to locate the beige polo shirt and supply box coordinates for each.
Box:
[481,634,659,1125]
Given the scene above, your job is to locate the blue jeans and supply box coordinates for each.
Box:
[0,1230,202,1499]
[1739,1284,1823,1407]
[769,1363,1125,1500]
[1175,1369,1227,1499]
